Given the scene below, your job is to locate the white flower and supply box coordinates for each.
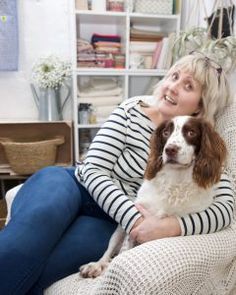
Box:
[32,55,72,89]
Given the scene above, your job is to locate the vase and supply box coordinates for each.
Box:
[31,84,70,121]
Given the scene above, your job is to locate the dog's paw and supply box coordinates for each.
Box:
[79,261,109,278]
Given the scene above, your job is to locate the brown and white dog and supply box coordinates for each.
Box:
[80,115,227,278]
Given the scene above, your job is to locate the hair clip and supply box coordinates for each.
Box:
[189,51,222,81]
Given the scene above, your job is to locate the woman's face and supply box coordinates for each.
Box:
[156,69,203,120]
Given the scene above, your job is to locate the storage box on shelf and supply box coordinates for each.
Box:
[71,0,182,161]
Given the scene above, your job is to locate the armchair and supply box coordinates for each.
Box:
[44,98,236,295]
[5,98,236,295]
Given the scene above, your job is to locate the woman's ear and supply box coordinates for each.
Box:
[192,109,201,116]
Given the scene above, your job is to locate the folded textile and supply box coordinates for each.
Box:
[131,25,165,33]
[91,33,121,44]
[90,78,119,90]
[78,95,123,106]
[94,41,122,48]
[78,86,122,97]
[130,35,164,42]
[77,53,96,61]
[77,44,94,53]
[130,41,157,52]
[95,47,120,53]
[130,28,165,37]
[77,61,97,67]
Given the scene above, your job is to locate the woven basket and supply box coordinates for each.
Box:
[0,136,64,175]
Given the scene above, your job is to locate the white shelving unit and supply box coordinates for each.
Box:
[70,0,182,162]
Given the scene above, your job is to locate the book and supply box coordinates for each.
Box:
[164,32,177,69]
[151,40,163,69]
[156,37,169,69]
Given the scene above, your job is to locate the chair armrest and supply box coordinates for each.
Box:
[5,184,23,225]
[92,227,236,294]
[45,226,236,295]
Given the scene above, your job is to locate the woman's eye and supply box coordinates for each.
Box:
[185,83,193,91]
[172,72,178,80]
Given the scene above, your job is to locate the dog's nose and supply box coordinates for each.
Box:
[165,144,179,157]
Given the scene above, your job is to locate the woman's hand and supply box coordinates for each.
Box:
[130,204,181,244]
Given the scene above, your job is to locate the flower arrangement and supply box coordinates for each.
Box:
[31,55,72,89]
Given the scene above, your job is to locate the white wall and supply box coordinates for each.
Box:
[0,0,72,121]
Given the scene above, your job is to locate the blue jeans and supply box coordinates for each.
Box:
[0,166,117,295]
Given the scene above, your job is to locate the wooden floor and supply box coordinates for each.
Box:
[0,198,7,229]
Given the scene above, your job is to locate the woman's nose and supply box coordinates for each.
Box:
[169,81,179,94]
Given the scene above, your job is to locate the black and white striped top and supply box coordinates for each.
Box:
[76,96,235,235]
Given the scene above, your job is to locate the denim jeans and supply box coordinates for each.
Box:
[0,166,117,295]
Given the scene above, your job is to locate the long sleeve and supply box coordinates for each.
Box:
[178,172,235,235]
[77,99,155,233]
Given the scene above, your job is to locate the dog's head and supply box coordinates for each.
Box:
[145,116,227,188]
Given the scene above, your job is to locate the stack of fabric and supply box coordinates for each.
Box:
[130,25,164,42]
[91,33,123,68]
[129,25,166,69]
[77,34,125,68]
[77,38,96,67]
[78,77,123,123]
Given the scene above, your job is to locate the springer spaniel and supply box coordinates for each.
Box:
[80,115,227,278]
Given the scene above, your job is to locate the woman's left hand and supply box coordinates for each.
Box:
[130,204,181,244]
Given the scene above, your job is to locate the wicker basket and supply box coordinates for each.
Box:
[0,136,64,175]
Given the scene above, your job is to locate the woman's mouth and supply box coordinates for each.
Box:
[164,95,177,105]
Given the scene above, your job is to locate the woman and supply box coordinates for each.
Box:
[0,52,234,295]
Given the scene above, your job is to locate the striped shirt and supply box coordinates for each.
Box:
[76,96,235,234]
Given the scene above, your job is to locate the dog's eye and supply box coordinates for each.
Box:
[187,130,196,137]
[162,129,170,138]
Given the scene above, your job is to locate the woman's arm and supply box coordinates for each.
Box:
[179,172,234,236]
[78,105,142,233]
[130,172,234,243]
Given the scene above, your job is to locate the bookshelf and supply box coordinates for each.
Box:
[70,0,182,161]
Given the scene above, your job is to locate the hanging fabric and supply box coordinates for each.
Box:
[0,0,19,71]
[206,0,235,39]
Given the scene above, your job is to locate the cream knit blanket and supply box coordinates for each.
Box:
[45,98,236,295]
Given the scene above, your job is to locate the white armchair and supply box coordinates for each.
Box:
[6,99,236,295]
[42,99,236,295]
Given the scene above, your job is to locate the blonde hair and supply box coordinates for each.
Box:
[153,52,232,124]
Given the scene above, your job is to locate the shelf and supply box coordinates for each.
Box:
[76,10,180,19]
[127,69,167,76]
[75,68,167,76]
[78,123,102,129]
[76,10,127,17]
[76,68,126,75]
[72,0,182,162]
[129,12,180,19]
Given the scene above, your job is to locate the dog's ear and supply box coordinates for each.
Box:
[193,120,227,188]
[144,122,167,180]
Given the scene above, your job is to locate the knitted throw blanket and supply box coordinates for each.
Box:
[45,99,236,295]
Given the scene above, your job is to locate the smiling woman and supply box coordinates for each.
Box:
[153,52,230,125]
